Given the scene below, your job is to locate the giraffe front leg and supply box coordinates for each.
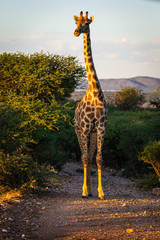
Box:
[81,134,89,198]
[96,155,104,200]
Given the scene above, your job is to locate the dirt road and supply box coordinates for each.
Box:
[1,162,160,239]
[39,162,160,240]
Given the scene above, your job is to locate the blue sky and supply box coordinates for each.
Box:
[0,0,160,78]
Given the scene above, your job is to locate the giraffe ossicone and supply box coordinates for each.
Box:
[73,11,108,200]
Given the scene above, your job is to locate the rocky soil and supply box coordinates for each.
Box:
[0,162,160,240]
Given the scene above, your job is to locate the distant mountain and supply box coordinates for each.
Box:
[78,76,160,92]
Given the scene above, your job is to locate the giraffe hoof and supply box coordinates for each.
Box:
[82,195,88,199]
[88,193,93,197]
[98,196,105,200]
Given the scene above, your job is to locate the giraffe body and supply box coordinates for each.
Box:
[73,11,108,199]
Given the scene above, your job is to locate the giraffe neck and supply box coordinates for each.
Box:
[83,32,101,95]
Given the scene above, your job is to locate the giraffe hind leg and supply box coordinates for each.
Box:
[75,126,83,154]
[88,132,97,197]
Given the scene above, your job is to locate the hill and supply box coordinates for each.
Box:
[78,76,160,92]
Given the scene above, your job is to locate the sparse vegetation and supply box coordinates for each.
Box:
[149,88,160,108]
[136,173,160,190]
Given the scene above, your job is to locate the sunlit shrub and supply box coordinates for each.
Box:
[139,140,160,181]
[0,52,86,100]
[113,87,145,110]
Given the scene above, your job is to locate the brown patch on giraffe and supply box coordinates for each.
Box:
[82,102,86,109]
[100,129,105,135]
[86,124,89,128]
[86,106,91,112]
[81,121,85,128]
[87,112,94,119]
[88,58,92,63]
[87,100,91,105]
[92,81,98,89]
[88,73,91,80]
[84,129,89,135]
[100,116,105,123]
[96,107,103,119]
[84,117,89,123]
[100,123,104,128]
[98,94,103,101]
[86,65,89,72]
[83,38,87,44]
[89,64,93,72]
[81,111,85,119]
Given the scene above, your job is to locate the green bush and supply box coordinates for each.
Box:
[113,87,145,110]
[139,140,160,181]
[32,102,80,170]
[0,52,86,100]
[136,173,160,190]
[0,152,54,189]
[0,52,86,191]
[103,108,160,177]
[0,106,27,153]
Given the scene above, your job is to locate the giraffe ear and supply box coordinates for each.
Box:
[90,16,94,22]
[73,15,79,22]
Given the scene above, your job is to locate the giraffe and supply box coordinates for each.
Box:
[73,11,108,200]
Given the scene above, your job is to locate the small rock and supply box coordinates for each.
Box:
[2,229,8,233]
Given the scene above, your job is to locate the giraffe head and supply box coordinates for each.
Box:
[73,11,94,37]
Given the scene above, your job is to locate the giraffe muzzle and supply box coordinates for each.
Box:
[74,29,80,37]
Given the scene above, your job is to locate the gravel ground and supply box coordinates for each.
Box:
[0,162,160,240]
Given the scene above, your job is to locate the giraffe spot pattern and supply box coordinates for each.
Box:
[74,29,108,164]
